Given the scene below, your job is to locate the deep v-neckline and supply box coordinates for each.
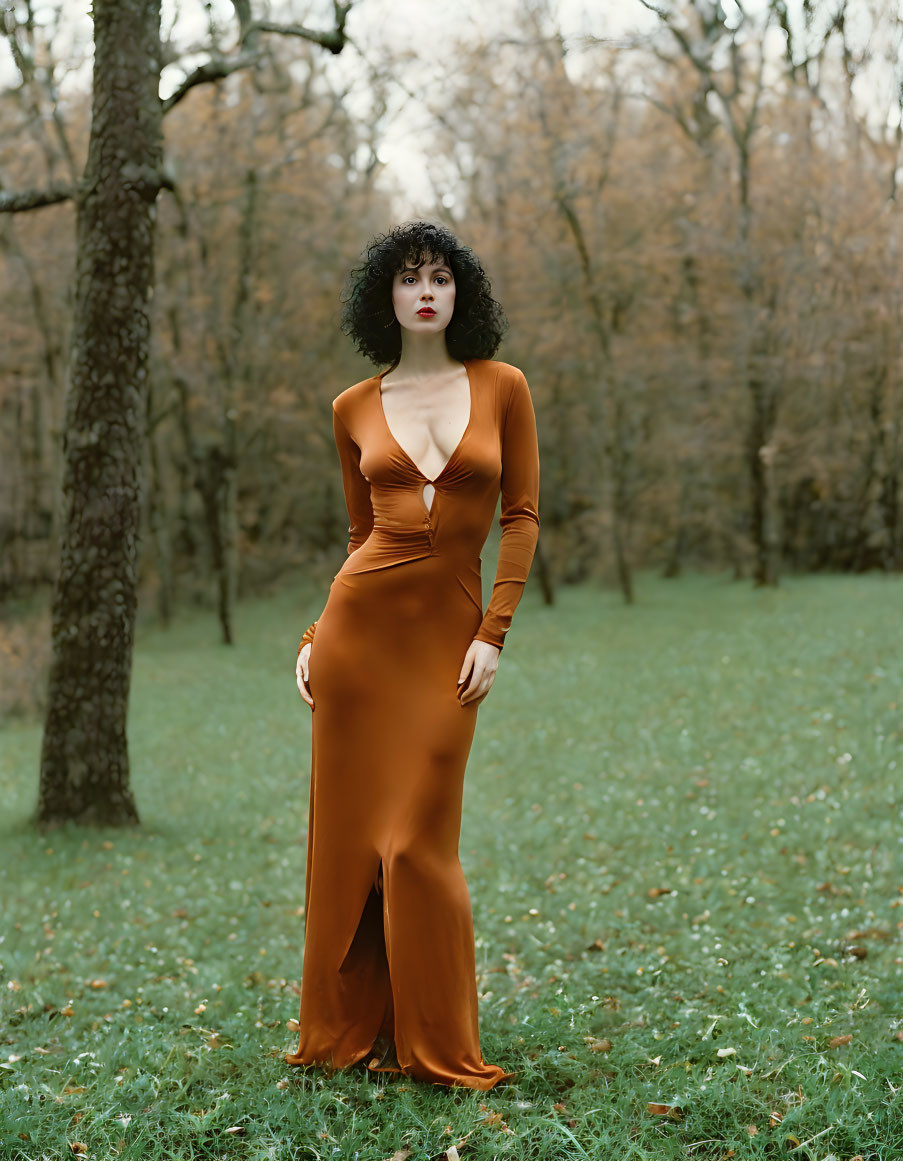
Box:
[375,360,474,483]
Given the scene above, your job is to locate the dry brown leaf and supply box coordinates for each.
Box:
[69,1145,87,1156]
[585,1037,612,1052]
[648,887,673,897]
[828,1034,852,1047]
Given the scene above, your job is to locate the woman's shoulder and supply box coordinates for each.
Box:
[472,359,531,410]
[469,357,529,391]
[470,356,522,376]
[331,372,379,417]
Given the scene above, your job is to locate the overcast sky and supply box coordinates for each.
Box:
[0,0,896,216]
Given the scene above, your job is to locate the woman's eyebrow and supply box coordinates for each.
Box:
[400,265,452,275]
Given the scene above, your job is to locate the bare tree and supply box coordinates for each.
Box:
[638,0,783,585]
[0,0,351,826]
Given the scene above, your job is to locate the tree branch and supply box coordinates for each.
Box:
[0,183,75,213]
[162,1,353,114]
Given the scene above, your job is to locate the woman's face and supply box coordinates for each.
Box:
[391,255,456,334]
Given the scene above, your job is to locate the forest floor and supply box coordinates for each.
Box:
[1,569,902,1160]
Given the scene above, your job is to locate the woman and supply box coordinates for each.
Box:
[284,220,540,1090]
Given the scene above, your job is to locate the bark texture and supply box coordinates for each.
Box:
[37,0,163,826]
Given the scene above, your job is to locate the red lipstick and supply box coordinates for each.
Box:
[417,307,436,316]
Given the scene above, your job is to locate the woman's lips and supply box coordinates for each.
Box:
[417,308,436,316]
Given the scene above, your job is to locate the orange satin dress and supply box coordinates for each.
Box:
[284,357,540,1089]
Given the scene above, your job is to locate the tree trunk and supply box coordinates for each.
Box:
[37,0,162,827]
[747,329,780,588]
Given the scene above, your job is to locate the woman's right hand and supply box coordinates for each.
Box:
[296,643,314,709]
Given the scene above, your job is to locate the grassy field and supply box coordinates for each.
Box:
[1,570,901,1160]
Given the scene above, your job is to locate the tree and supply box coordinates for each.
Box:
[0,0,351,826]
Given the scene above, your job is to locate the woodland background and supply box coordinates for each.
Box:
[2,5,902,1153]
[2,0,903,715]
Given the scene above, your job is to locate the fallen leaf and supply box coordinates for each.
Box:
[828,1034,852,1048]
[201,1030,231,1050]
[88,980,107,989]
[585,1037,612,1053]
[648,1102,683,1119]
[69,1145,87,1156]
[648,887,673,897]
[747,1125,758,1136]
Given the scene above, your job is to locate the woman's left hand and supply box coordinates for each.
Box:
[457,640,501,706]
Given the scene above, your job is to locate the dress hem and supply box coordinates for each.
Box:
[283,1048,516,1091]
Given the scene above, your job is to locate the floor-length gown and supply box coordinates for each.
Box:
[284,357,540,1090]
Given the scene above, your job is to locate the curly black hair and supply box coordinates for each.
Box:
[339,220,508,368]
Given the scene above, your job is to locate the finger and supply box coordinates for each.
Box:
[463,672,493,705]
[296,670,314,708]
[460,670,484,705]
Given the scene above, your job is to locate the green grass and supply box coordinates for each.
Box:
[1,570,902,1160]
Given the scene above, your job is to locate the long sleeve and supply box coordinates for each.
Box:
[473,369,540,651]
[298,403,374,654]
